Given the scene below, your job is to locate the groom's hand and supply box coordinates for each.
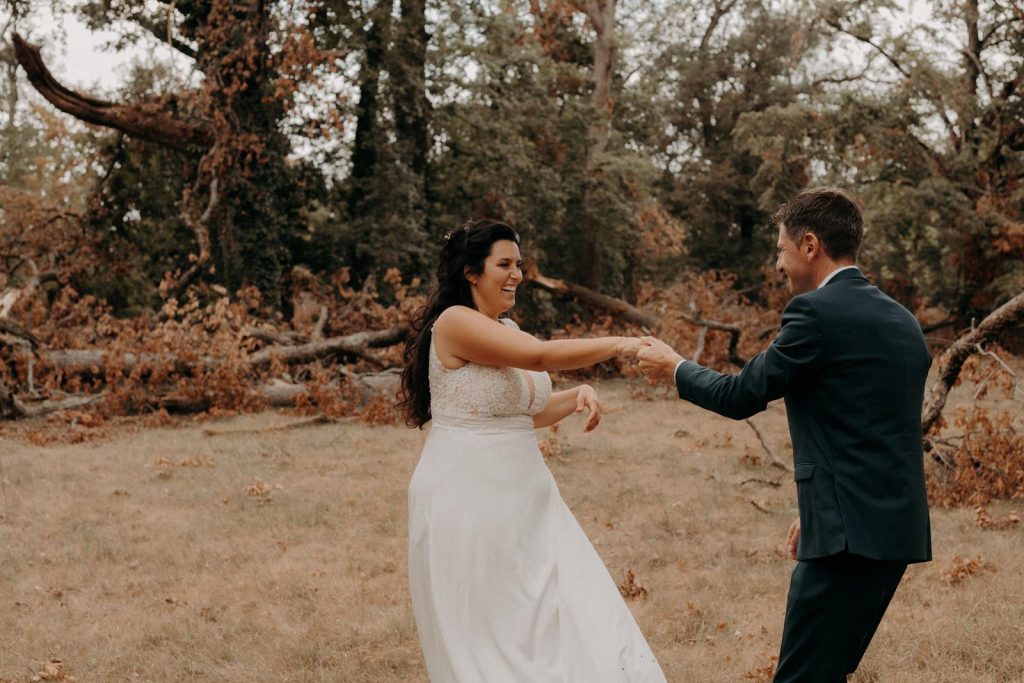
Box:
[786,517,800,560]
[637,336,684,382]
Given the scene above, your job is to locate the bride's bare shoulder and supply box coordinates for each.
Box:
[435,305,478,326]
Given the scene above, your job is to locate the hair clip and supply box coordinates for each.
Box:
[443,224,473,242]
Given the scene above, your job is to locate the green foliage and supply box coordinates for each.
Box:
[84,134,194,313]
[427,4,651,296]
[636,1,815,288]
[5,0,1021,322]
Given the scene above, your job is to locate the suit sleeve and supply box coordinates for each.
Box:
[675,295,824,419]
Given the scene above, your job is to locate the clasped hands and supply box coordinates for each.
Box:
[620,336,684,382]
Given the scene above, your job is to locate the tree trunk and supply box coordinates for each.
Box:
[13,0,299,308]
[959,0,981,148]
[393,0,430,180]
[246,326,408,368]
[390,0,432,239]
[203,0,294,306]
[348,6,390,219]
[2,32,22,183]
[580,0,616,291]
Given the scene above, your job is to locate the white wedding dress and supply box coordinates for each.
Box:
[408,319,666,682]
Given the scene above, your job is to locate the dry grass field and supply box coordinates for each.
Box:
[1,379,1022,682]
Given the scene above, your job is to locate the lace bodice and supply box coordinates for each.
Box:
[429,318,552,431]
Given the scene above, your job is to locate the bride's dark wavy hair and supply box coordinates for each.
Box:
[398,219,521,428]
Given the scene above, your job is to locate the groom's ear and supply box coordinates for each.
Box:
[801,232,821,260]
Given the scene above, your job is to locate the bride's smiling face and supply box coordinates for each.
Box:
[466,239,523,318]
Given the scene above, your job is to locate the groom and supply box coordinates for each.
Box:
[637,187,932,682]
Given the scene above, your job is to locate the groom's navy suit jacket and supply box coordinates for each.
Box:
[675,268,932,563]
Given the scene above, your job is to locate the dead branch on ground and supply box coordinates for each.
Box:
[745,418,792,472]
[246,326,407,368]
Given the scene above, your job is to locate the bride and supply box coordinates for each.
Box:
[399,219,666,682]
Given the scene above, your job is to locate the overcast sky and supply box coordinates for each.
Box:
[31,4,193,94]
[39,1,938,92]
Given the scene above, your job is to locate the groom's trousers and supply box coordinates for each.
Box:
[773,551,907,683]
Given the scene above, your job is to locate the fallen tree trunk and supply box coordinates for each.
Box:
[2,369,402,419]
[2,393,106,419]
[246,326,408,368]
[526,264,660,329]
[40,350,217,375]
[33,326,408,376]
[1,326,409,419]
[243,327,309,346]
[526,262,748,365]
[921,291,1024,437]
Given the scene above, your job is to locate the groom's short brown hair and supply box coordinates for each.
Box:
[772,187,863,261]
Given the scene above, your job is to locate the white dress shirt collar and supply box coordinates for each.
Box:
[818,265,859,289]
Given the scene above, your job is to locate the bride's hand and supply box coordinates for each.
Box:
[575,384,602,432]
[616,336,645,359]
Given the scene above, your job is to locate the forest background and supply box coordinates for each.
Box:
[0,0,1022,504]
[1,1,1024,680]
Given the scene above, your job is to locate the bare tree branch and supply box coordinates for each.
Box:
[312,306,329,341]
[823,18,961,144]
[824,19,911,79]
[674,311,747,367]
[133,12,197,59]
[922,291,1024,437]
[699,0,740,54]
[526,260,749,367]
[692,325,708,365]
[12,33,211,151]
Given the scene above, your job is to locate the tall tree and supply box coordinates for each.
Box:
[13,0,309,308]
[309,0,431,284]
[640,0,813,287]
[392,0,430,183]
[740,0,1024,316]
[579,0,617,290]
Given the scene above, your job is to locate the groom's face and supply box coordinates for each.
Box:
[776,224,814,296]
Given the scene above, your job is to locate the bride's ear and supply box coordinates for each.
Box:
[463,265,477,285]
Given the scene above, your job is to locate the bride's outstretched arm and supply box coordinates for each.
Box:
[435,305,641,371]
[532,385,601,431]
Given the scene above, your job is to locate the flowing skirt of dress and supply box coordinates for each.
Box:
[408,423,666,682]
